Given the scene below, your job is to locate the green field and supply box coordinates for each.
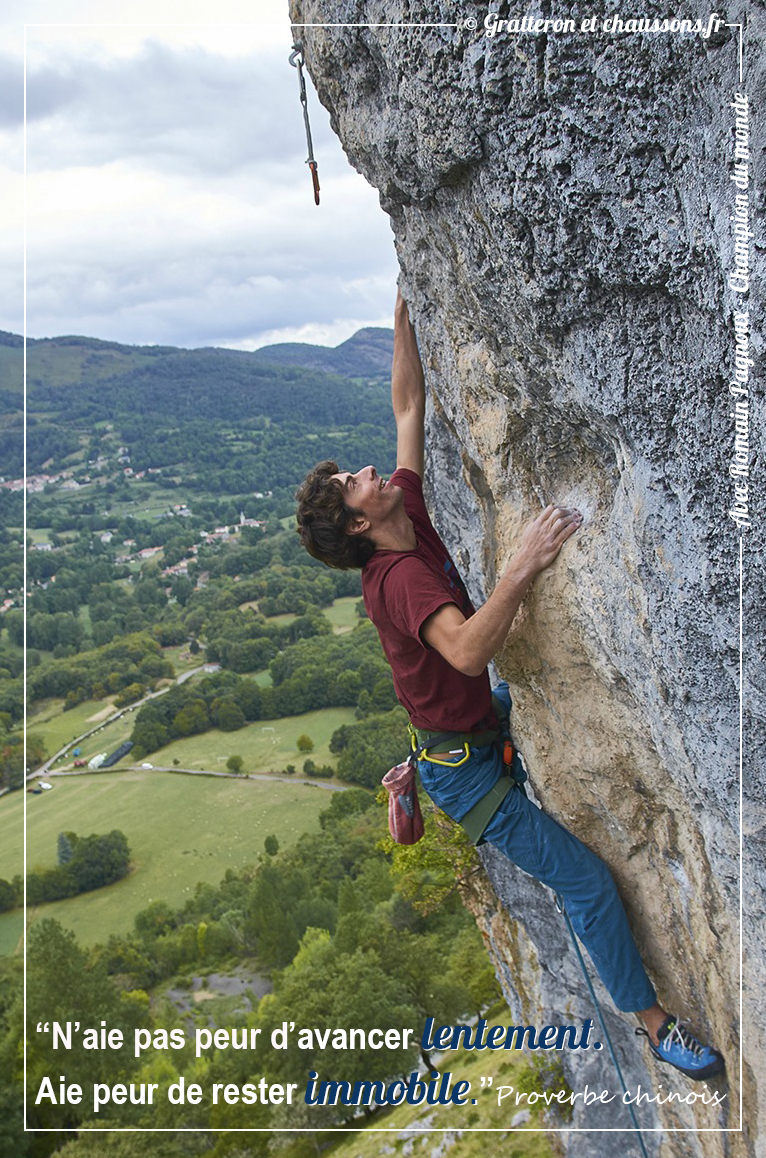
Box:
[263,597,358,634]
[265,610,297,626]
[23,340,158,387]
[162,644,205,675]
[0,768,344,950]
[27,696,122,757]
[0,910,23,958]
[78,604,93,634]
[324,596,361,633]
[146,706,357,773]
[30,695,356,781]
[2,702,360,950]
[0,635,24,660]
[63,712,136,768]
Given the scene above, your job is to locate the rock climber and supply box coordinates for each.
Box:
[295,289,724,1082]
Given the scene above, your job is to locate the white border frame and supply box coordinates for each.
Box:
[21,13,749,1141]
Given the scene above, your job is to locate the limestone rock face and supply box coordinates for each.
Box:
[290,5,763,1153]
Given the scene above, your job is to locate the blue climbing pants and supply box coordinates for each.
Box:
[416,684,657,1014]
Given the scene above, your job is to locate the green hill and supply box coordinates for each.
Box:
[0,326,395,479]
[249,326,394,376]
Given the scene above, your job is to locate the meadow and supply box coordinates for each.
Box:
[27,695,126,757]
[0,766,349,951]
[262,595,359,633]
[2,694,361,953]
[30,687,356,776]
[323,595,361,632]
[141,705,357,772]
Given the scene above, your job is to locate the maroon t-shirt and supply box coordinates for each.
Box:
[362,468,493,732]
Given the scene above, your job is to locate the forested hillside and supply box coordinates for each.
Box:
[1,327,394,482]
[0,325,398,789]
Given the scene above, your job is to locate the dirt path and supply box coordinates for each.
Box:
[86,704,117,723]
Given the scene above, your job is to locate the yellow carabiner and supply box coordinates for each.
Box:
[423,742,471,767]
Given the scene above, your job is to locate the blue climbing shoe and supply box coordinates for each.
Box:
[636,1016,725,1081]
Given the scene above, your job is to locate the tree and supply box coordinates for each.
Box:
[26,919,142,1131]
[0,879,16,912]
[26,866,78,904]
[244,861,316,967]
[172,699,209,736]
[296,733,314,753]
[114,681,145,707]
[57,831,77,865]
[235,679,262,721]
[138,653,172,681]
[134,899,176,938]
[256,930,420,1121]
[56,1131,187,1158]
[217,699,245,731]
[226,754,243,773]
[263,834,279,857]
[68,830,131,893]
[171,576,193,606]
[448,926,502,1016]
[330,707,408,788]
[335,668,361,705]
[131,719,169,757]
[1,733,46,788]
[134,579,167,610]
[3,610,22,648]
[318,789,375,828]
[370,674,397,712]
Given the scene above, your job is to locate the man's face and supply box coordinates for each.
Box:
[331,465,402,534]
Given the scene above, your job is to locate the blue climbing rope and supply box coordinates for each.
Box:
[554,893,650,1158]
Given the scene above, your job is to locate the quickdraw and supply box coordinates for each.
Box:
[289,44,321,205]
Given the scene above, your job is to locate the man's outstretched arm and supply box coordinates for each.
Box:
[422,505,583,676]
[392,290,425,478]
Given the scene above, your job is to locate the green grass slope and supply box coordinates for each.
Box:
[0,768,346,950]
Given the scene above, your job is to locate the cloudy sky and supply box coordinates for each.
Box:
[2,0,398,350]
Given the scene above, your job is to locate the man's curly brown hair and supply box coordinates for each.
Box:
[295,460,377,570]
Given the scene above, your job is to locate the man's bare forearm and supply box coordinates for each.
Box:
[392,291,425,475]
[423,505,583,676]
[392,291,425,420]
[449,557,539,676]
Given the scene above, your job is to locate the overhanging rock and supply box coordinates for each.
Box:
[290,5,764,1153]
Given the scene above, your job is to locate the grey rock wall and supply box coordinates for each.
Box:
[290,3,764,1154]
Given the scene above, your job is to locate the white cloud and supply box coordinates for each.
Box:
[1,1,398,349]
[7,0,295,58]
[23,154,396,346]
[24,43,326,178]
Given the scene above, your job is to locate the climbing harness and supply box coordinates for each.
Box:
[554,893,649,1158]
[405,715,525,845]
[289,44,321,205]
